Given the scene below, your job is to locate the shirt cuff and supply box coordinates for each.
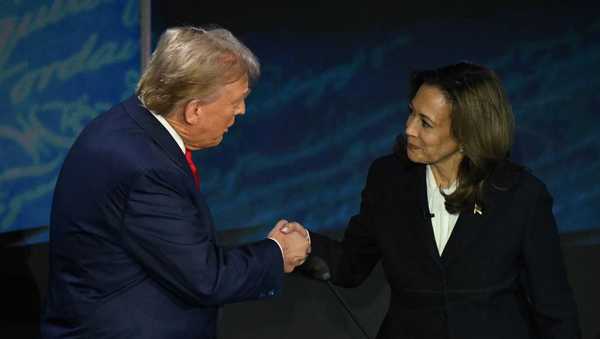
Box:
[268,237,285,259]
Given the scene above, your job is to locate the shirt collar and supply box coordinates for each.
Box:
[138,96,186,154]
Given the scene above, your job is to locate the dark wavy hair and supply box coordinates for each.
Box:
[396,62,515,213]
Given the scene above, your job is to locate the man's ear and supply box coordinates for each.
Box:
[183,99,203,124]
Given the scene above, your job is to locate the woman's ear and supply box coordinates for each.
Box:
[183,99,203,124]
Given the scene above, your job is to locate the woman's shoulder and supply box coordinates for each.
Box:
[370,151,418,175]
[489,159,549,197]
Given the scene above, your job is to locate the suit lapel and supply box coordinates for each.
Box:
[122,96,190,178]
[193,190,217,239]
[123,96,217,237]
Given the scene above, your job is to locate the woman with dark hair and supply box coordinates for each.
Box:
[292,62,581,338]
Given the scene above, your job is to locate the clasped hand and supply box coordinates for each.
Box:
[268,220,311,273]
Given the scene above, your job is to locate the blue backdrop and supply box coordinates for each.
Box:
[1,2,599,244]
[0,0,140,241]
[190,6,600,241]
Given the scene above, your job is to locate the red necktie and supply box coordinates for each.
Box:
[185,148,200,190]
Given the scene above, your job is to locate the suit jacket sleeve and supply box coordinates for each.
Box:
[114,168,283,306]
[309,160,383,287]
[521,184,581,338]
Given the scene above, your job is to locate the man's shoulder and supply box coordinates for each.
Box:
[66,100,172,178]
[73,96,138,146]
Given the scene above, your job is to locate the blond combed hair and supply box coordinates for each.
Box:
[136,26,260,115]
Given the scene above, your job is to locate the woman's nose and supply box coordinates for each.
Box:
[405,115,418,137]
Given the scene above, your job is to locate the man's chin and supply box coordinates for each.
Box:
[207,136,224,148]
[188,137,223,151]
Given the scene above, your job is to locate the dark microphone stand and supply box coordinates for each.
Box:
[303,256,372,339]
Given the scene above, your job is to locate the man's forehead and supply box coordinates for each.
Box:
[226,75,249,90]
[228,77,250,97]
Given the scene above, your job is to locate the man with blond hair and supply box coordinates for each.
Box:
[41,26,309,339]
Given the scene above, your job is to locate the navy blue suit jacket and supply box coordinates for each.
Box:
[41,96,283,339]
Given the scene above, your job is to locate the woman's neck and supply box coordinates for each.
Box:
[430,154,463,189]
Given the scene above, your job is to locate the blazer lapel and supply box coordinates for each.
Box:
[441,161,521,266]
[404,165,441,262]
[440,201,489,266]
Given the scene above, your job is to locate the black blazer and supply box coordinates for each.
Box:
[309,153,580,339]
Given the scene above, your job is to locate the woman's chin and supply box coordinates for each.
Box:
[406,148,425,164]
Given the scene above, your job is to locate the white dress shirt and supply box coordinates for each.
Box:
[426,165,460,255]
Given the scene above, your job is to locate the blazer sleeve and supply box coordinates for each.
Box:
[308,160,383,288]
[521,184,581,339]
[116,168,284,307]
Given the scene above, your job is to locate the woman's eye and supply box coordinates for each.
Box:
[421,119,432,128]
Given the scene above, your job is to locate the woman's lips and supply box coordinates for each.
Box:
[407,143,420,150]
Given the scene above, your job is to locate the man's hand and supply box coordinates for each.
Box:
[268,220,310,273]
[279,221,310,241]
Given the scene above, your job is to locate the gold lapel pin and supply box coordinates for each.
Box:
[473,203,483,215]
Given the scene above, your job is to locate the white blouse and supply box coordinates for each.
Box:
[426,165,460,255]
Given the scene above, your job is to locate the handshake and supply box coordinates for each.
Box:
[268,220,311,273]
